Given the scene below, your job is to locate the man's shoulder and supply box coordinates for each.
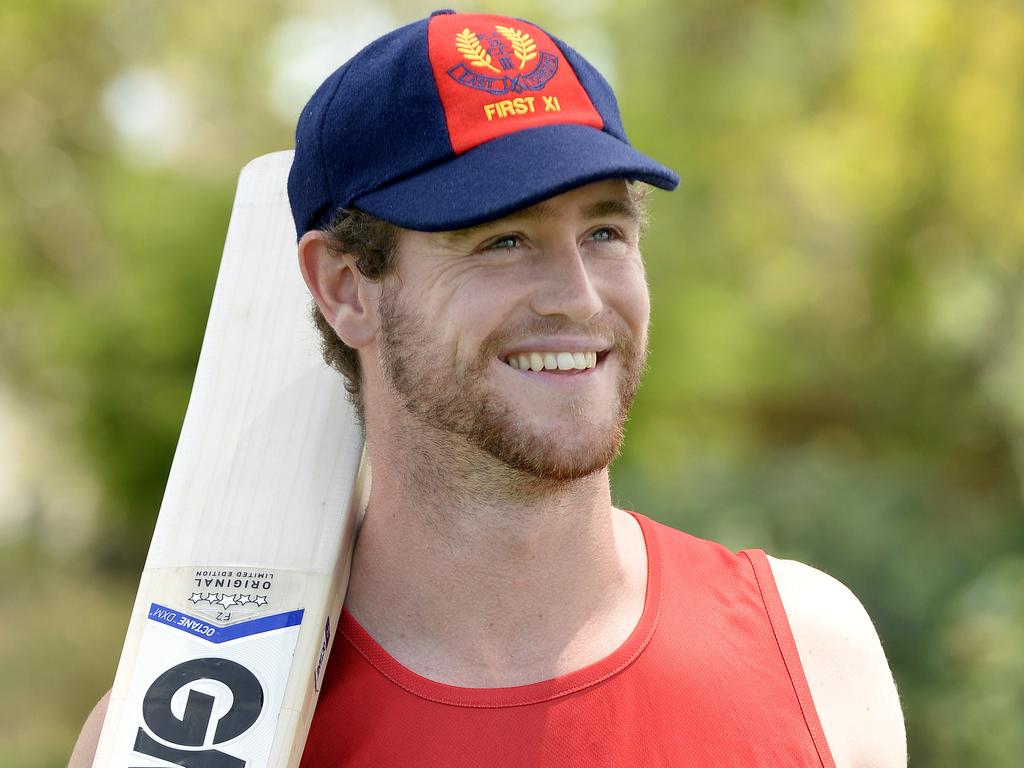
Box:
[767,556,907,768]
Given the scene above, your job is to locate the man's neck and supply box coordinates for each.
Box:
[342,425,648,687]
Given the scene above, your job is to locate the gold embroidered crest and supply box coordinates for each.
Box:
[495,25,538,70]
[455,28,500,73]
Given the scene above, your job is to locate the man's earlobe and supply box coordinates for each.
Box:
[297,231,378,348]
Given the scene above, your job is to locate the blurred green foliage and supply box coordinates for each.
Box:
[1,0,1022,765]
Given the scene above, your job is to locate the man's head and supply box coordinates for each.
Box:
[290,10,676,479]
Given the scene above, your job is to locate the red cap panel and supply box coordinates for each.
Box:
[427,13,605,155]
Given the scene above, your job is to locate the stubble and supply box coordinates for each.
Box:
[377,287,647,483]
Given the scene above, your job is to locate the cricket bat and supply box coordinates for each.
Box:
[91,150,365,768]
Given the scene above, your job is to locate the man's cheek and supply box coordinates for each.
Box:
[609,288,649,337]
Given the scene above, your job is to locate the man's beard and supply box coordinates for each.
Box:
[377,288,647,483]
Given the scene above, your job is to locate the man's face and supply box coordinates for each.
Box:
[374,179,650,482]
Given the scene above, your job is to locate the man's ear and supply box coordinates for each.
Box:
[297,231,380,348]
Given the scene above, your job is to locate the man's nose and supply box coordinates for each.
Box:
[528,241,603,323]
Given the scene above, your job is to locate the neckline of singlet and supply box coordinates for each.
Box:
[338,510,663,708]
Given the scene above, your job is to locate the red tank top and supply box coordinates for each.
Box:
[301,513,836,767]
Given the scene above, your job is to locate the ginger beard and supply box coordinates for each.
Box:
[376,285,647,483]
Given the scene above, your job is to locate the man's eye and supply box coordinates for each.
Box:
[589,227,619,242]
[484,235,520,251]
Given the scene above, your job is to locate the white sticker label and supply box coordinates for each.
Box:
[114,603,303,767]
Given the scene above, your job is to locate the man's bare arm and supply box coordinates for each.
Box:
[67,691,108,768]
[769,556,907,768]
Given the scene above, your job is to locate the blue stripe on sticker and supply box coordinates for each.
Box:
[147,603,304,643]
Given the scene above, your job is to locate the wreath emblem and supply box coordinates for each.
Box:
[449,25,557,95]
[455,28,500,73]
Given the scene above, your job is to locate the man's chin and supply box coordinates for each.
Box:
[471,424,623,483]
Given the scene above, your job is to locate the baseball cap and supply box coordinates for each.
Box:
[287,9,679,237]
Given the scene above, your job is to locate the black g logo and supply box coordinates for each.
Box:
[132,657,264,767]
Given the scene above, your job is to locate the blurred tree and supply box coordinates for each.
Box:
[1,0,1021,765]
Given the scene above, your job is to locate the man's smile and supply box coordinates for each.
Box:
[503,350,609,373]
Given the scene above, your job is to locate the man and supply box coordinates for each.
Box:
[73,10,906,767]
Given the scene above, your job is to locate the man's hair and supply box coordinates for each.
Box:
[312,209,401,425]
[311,185,651,423]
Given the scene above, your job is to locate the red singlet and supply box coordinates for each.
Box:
[301,513,836,767]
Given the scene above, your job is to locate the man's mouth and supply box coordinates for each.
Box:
[501,351,608,373]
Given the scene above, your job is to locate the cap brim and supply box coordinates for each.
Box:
[351,124,679,232]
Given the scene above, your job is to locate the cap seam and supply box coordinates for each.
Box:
[345,21,455,206]
[547,36,606,134]
[313,60,356,228]
[423,13,456,164]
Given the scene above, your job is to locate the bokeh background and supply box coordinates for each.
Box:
[2,0,1023,765]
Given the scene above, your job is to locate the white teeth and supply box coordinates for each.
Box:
[505,351,601,371]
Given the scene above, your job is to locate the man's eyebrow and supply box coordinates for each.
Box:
[437,196,641,247]
[582,197,642,222]
[438,201,558,246]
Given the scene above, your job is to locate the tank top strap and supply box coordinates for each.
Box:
[740,549,837,768]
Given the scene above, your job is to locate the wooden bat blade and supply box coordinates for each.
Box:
[92,150,363,768]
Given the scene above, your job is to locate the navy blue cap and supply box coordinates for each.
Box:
[287,10,678,236]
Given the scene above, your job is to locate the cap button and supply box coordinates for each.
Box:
[430,9,455,16]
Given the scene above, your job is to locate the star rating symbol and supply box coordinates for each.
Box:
[186,591,268,610]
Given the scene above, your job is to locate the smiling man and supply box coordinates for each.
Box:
[289,10,905,766]
[72,9,906,767]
